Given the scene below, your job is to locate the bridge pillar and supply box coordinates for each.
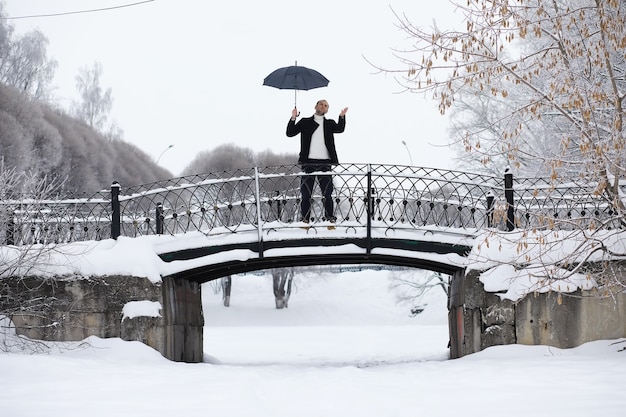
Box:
[448,269,517,358]
[448,268,518,358]
[448,268,479,358]
[161,277,204,362]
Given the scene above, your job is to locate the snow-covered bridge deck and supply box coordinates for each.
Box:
[153,223,476,282]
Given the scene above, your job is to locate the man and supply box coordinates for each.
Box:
[286,99,348,223]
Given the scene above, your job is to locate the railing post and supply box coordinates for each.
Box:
[254,167,264,258]
[504,168,515,231]
[366,164,372,255]
[486,191,494,228]
[156,202,164,235]
[111,181,121,239]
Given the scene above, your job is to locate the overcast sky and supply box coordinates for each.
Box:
[5,0,460,177]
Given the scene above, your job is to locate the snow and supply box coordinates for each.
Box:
[467,229,625,300]
[3,224,616,300]
[479,264,597,301]
[1,231,626,416]
[122,301,162,321]
[1,268,626,417]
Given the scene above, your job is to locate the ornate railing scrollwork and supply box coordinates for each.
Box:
[1,164,622,245]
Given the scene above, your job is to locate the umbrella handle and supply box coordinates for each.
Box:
[294,90,300,116]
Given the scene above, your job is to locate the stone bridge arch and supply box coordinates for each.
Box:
[157,239,469,362]
[159,252,626,362]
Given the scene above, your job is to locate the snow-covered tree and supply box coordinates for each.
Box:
[388,0,626,183]
[389,270,448,316]
[0,165,68,352]
[0,3,57,101]
[380,0,626,291]
[0,81,171,193]
[71,61,113,133]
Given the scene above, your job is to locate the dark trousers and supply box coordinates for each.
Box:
[300,161,334,221]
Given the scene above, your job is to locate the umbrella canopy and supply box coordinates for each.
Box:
[263,63,329,108]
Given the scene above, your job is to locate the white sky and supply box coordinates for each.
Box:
[4,0,461,176]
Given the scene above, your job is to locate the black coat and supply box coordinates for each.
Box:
[286,115,345,164]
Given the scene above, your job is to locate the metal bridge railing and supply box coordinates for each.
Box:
[0,164,622,246]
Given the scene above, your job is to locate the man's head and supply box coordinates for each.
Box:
[315,100,329,116]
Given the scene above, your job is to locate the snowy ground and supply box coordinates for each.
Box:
[1,269,625,417]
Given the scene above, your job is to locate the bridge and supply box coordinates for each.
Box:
[2,164,624,362]
[1,163,618,281]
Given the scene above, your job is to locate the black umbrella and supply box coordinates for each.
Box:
[263,61,329,108]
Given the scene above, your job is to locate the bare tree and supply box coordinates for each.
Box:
[182,143,256,175]
[221,276,232,307]
[272,268,294,309]
[373,0,626,291]
[389,270,448,316]
[448,86,556,176]
[70,61,113,133]
[0,3,57,101]
[387,0,626,186]
[0,80,171,194]
[2,30,57,101]
[0,165,73,352]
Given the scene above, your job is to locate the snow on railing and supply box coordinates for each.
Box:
[0,164,621,246]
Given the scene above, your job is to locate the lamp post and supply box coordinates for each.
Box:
[401,140,413,166]
[156,144,174,165]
